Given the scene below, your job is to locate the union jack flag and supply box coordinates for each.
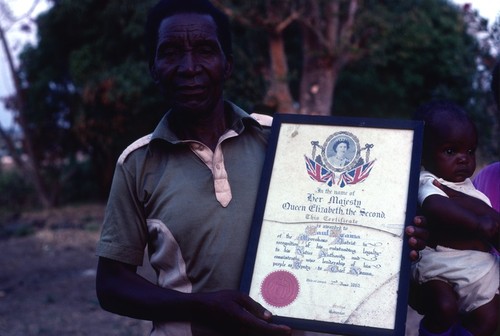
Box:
[337,160,376,188]
[304,156,333,186]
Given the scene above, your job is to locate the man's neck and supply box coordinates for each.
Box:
[171,102,228,151]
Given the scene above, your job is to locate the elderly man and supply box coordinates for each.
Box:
[95,0,429,335]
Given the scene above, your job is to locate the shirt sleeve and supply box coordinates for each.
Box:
[95,158,148,266]
[418,171,447,206]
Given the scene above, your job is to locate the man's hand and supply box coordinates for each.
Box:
[194,290,292,335]
[406,216,429,261]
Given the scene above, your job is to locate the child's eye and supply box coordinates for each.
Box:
[467,149,475,155]
[444,149,454,155]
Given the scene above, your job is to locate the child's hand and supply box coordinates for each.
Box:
[432,180,464,199]
[477,215,499,242]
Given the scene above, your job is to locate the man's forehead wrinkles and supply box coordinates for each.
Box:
[165,30,211,38]
[161,20,215,32]
[160,33,216,47]
[161,25,216,41]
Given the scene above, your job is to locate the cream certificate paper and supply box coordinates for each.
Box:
[247,120,419,332]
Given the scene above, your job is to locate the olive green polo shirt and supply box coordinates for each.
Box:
[96,102,272,335]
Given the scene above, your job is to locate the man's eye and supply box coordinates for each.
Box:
[158,47,180,58]
[197,46,215,55]
[164,49,178,56]
[467,149,475,155]
[444,149,454,155]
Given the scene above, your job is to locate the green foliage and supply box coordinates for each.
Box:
[217,0,304,113]
[224,19,271,112]
[334,0,478,119]
[0,158,102,223]
[18,0,164,199]
[333,0,498,160]
[0,170,37,220]
[12,0,498,207]
[58,157,101,204]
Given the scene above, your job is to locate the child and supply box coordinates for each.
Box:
[412,101,499,336]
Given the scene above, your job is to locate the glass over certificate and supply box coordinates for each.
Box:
[240,114,423,336]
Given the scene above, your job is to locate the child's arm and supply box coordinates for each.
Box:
[432,180,499,248]
[433,180,500,220]
[422,189,500,248]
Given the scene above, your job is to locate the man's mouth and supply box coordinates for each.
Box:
[176,85,205,95]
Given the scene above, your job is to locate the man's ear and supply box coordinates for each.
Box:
[224,55,233,80]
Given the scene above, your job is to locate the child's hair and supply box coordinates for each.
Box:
[414,100,476,158]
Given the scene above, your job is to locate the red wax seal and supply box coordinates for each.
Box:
[261,270,299,307]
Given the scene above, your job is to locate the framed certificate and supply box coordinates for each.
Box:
[240,114,423,336]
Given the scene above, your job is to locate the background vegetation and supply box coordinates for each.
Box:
[0,0,498,217]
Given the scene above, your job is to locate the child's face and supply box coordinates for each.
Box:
[425,121,477,182]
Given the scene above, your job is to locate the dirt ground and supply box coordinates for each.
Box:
[0,203,432,336]
[0,204,151,336]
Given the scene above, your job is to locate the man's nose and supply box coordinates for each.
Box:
[179,52,198,74]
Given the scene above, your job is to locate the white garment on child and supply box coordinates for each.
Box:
[414,170,498,313]
[412,245,499,313]
[418,171,491,207]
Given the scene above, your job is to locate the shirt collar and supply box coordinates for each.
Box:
[150,101,260,144]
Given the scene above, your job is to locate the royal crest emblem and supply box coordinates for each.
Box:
[304,131,375,188]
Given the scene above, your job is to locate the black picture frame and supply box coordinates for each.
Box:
[240,113,423,336]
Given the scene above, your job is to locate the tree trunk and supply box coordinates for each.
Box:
[298,53,338,116]
[0,24,53,209]
[265,31,296,114]
[298,66,338,116]
[297,0,358,116]
[298,23,339,116]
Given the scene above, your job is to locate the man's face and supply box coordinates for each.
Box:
[152,13,232,116]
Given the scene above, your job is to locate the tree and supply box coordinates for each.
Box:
[333,1,497,161]
[297,0,360,115]
[0,0,55,208]
[460,4,499,161]
[9,0,495,207]
[215,0,361,115]
[216,0,482,120]
[213,0,298,113]
[17,0,163,201]
[334,0,479,118]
